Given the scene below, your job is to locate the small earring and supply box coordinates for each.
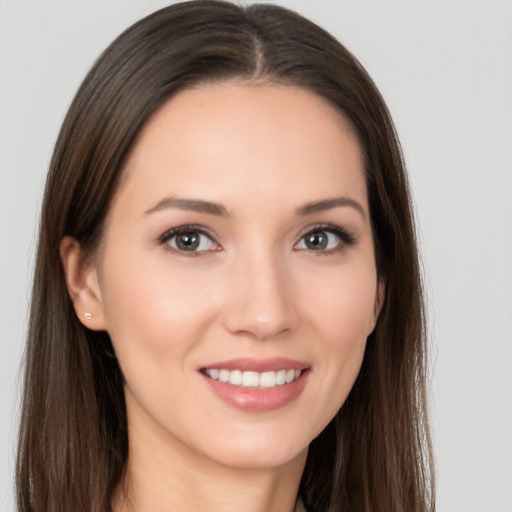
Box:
[84,312,92,320]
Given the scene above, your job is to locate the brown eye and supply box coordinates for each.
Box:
[297,230,340,251]
[295,225,355,253]
[166,229,216,252]
[304,231,329,250]
[175,232,200,250]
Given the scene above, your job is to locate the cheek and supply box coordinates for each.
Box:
[99,248,222,361]
[301,258,378,339]
[297,261,376,422]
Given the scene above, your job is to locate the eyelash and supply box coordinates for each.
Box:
[157,223,356,257]
[158,224,218,258]
[297,223,356,256]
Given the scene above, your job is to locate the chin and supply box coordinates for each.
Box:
[189,421,313,471]
[207,442,308,471]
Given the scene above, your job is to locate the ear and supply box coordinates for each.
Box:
[60,236,107,330]
[367,279,385,336]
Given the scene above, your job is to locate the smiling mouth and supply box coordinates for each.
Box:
[202,368,303,389]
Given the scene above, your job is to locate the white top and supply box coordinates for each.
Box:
[295,498,308,512]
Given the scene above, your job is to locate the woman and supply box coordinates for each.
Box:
[16,1,434,511]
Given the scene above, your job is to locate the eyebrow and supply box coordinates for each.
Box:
[296,197,367,219]
[144,195,366,219]
[144,197,229,217]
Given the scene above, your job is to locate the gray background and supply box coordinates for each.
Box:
[1,1,511,510]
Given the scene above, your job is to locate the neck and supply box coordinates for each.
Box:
[114,403,307,512]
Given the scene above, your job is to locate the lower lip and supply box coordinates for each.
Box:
[201,371,309,412]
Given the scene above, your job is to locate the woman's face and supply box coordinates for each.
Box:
[93,83,382,470]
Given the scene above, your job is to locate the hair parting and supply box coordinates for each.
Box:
[17,2,434,511]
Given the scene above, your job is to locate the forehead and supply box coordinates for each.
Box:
[115,82,367,215]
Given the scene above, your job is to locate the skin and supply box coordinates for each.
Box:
[61,83,383,512]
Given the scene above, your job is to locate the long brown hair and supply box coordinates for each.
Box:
[16,1,434,511]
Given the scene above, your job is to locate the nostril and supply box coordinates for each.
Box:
[222,258,298,339]
[222,307,297,341]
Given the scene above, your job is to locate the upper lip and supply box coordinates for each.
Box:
[200,357,309,373]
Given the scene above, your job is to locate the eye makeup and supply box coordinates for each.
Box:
[156,221,356,258]
[294,223,357,256]
[157,224,220,257]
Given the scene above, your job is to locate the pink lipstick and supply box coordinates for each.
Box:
[199,358,310,412]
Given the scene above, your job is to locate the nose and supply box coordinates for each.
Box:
[222,250,298,341]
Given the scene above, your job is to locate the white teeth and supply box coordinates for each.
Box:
[204,368,303,389]
[275,369,286,385]
[229,370,242,386]
[208,368,220,380]
[285,369,295,383]
[260,371,276,388]
[242,371,259,387]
